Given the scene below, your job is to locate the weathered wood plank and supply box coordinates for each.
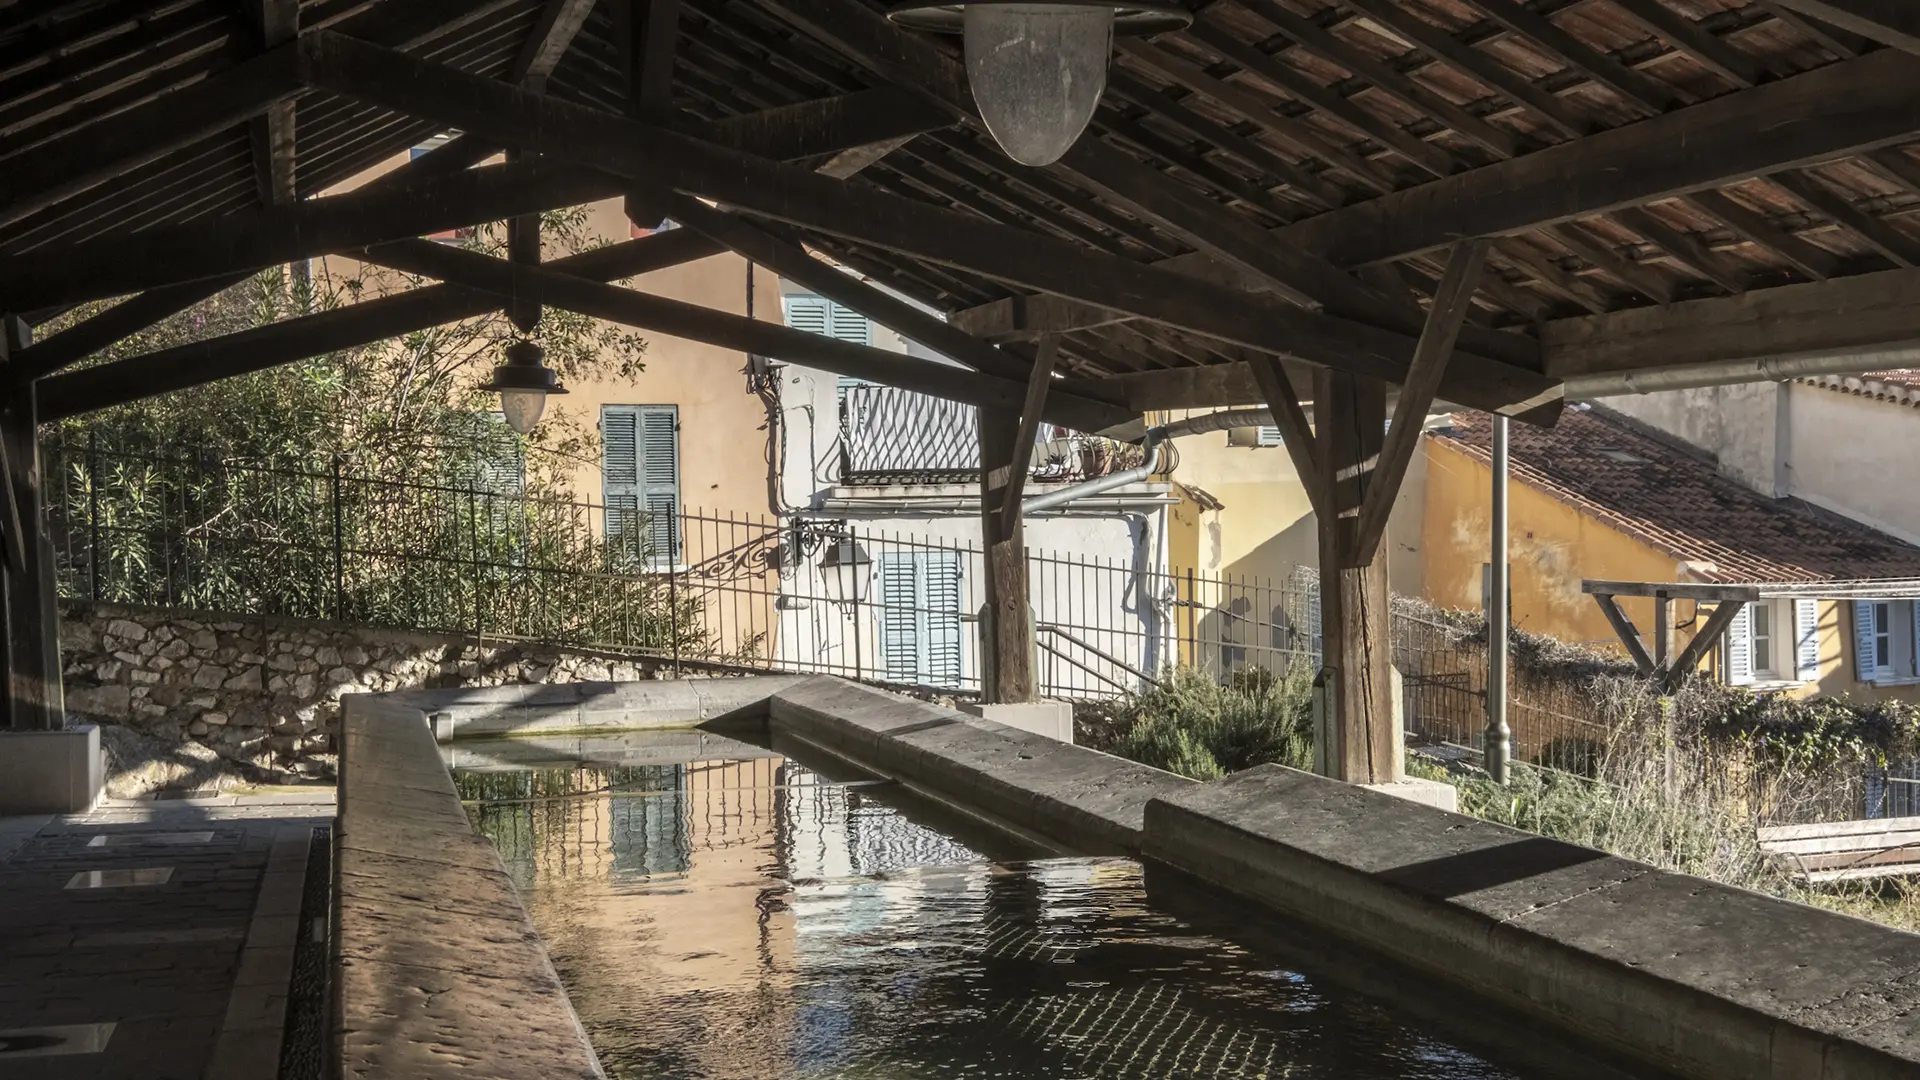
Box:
[1766,0,1920,54]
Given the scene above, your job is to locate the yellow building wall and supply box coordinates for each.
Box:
[1422,437,1692,653]
[1423,439,1920,705]
[319,155,781,656]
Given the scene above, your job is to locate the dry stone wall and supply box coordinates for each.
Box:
[59,601,684,777]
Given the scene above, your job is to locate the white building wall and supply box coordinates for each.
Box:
[1602,382,1920,545]
[770,275,1171,698]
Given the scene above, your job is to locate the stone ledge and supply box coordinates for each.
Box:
[769,676,1190,854]
[389,674,810,740]
[337,694,603,1080]
[1143,764,1920,1080]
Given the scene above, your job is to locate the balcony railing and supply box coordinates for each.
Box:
[838,383,1142,486]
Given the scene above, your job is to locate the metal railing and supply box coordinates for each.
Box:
[47,438,1624,760]
[836,383,1143,486]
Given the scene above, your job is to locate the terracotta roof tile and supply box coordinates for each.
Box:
[1433,408,1920,585]
[1799,370,1920,409]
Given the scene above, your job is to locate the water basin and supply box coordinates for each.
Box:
[455,731,1649,1080]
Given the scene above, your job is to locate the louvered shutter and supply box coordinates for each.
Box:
[1911,601,1920,679]
[469,413,525,496]
[923,552,964,688]
[1725,602,1753,686]
[602,406,641,550]
[639,406,680,569]
[877,552,921,683]
[826,302,872,345]
[782,295,829,336]
[1855,600,1880,682]
[1256,425,1282,447]
[1795,599,1821,683]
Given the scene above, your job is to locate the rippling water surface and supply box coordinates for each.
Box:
[457,736,1628,1080]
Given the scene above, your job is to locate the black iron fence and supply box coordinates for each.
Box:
[47,438,1618,758]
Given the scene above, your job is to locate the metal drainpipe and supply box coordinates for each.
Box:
[1022,408,1274,517]
[1487,414,1513,784]
[1020,435,1171,516]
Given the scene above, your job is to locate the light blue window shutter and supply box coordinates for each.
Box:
[639,406,680,568]
[1855,600,1880,682]
[1725,602,1753,686]
[469,413,525,496]
[878,552,921,683]
[602,406,641,546]
[826,302,872,345]
[1256,425,1282,447]
[1912,600,1920,678]
[782,295,829,336]
[1795,599,1821,683]
[923,552,964,688]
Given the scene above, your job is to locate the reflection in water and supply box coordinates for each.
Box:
[459,752,1588,1080]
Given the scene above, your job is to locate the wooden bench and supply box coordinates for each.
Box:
[1758,817,1920,883]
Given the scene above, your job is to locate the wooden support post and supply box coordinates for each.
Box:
[980,407,1034,704]
[998,337,1058,528]
[1316,368,1398,785]
[0,317,60,732]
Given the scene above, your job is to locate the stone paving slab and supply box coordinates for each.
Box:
[0,792,332,1080]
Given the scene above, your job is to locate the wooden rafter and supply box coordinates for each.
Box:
[294,30,1558,416]
[1767,0,1920,54]
[1352,238,1491,565]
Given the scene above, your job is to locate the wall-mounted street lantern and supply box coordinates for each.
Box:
[818,537,874,607]
[888,2,1192,167]
[479,339,569,435]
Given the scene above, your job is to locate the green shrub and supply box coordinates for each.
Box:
[1082,665,1314,781]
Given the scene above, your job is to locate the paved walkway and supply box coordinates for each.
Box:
[0,788,335,1080]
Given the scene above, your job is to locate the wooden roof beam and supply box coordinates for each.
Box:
[0,0,522,231]
[295,30,1558,417]
[510,0,598,87]
[244,0,300,207]
[754,0,1538,371]
[1765,0,1920,54]
[357,239,1129,432]
[1,89,953,312]
[1274,47,1920,268]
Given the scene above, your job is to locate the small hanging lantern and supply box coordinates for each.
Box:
[818,537,874,607]
[888,2,1191,166]
[479,339,568,435]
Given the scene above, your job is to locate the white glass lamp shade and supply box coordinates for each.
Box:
[819,539,874,606]
[963,4,1115,166]
[498,389,548,435]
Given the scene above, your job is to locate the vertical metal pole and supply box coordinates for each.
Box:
[852,596,863,682]
[330,453,344,621]
[1185,567,1196,670]
[88,433,101,603]
[1487,414,1513,784]
[668,558,682,677]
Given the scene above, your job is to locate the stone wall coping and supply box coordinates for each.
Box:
[768,676,1191,854]
[1145,764,1920,1080]
[336,694,604,1080]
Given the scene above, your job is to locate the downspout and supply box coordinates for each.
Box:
[1021,431,1173,515]
[1018,408,1272,516]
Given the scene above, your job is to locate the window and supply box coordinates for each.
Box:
[877,551,964,688]
[1727,598,1821,686]
[1226,425,1282,447]
[782,294,872,345]
[1751,603,1774,677]
[1853,599,1919,683]
[602,405,680,569]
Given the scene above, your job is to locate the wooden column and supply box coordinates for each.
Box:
[1252,240,1489,786]
[1316,369,1398,784]
[0,316,61,731]
[979,407,1034,703]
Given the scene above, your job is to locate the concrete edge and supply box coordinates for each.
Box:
[336,694,604,1080]
[768,676,1191,855]
[1143,764,1920,1080]
[384,674,809,741]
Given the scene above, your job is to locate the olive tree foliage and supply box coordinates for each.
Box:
[41,210,714,657]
